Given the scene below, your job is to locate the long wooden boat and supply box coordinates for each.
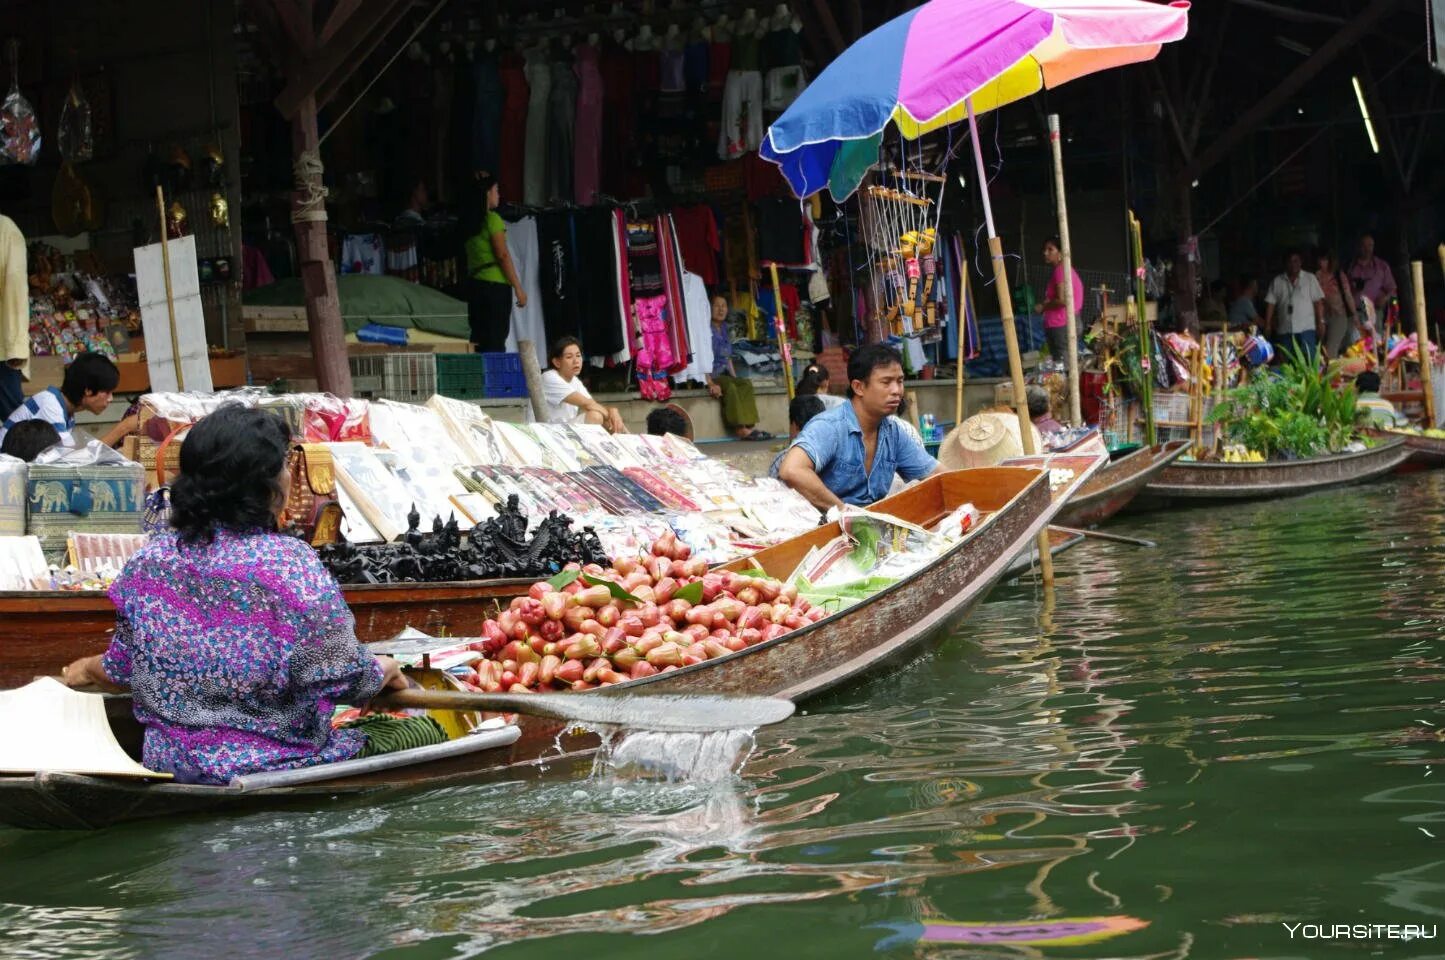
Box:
[1054,440,1189,528]
[0,578,528,692]
[1365,427,1445,470]
[1137,436,1411,505]
[0,460,1098,830]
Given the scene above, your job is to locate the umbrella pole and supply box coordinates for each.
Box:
[1048,115,1081,425]
[955,237,969,427]
[968,98,1051,583]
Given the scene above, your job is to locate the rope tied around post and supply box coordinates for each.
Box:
[291,149,329,224]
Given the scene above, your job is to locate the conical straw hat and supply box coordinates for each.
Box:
[938,412,1042,471]
[0,677,169,779]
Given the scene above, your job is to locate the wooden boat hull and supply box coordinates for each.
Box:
[0,462,1095,830]
[1055,441,1189,528]
[1365,428,1445,470]
[1137,438,1411,505]
[0,579,528,692]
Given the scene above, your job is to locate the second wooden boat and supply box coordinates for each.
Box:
[1365,428,1445,470]
[1137,437,1411,505]
[0,461,1094,829]
[1054,440,1189,528]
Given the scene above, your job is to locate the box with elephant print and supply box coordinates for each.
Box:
[25,463,145,564]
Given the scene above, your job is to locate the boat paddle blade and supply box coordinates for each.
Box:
[372,688,796,733]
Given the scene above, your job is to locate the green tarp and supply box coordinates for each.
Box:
[243,275,469,340]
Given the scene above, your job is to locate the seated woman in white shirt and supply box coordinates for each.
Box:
[541,337,627,433]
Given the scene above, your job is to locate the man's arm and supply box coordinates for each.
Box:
[1262,302,1276,336]
[778,446,843,512]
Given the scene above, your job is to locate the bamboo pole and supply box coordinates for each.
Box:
[1129,212,1155,445]
[955,238,970,428]
[1047,115,1082,425]
[769,262,796,399]
[154,186,184,391]
[1412,261,1435,427]
[967,98,1051,584]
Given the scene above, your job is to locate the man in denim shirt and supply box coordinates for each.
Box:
[778,343,938,509]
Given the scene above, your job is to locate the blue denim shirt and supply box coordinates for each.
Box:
[788,401,938,505]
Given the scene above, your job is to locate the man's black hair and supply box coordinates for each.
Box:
[0,420,61,462]
[1026,385,1051,418]
[645,406,688,437]
[1355,370,1382,393]
[847,343,904,386]
[60,352,119,406]
[788,395,825,430]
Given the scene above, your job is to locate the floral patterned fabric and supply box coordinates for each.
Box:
[102,529,385,785]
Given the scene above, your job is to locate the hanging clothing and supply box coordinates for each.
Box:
[547,56,578,203]
[633,294,674,400]
[340,234,385,275]
[677,270,715,384]
[472,52,504,180]
[708,41,731,95]
[574,208,625,356]
[536,210,581,346]
[522,51,551,206]
[683,40,710,94]
[755,197,806,265]
[498,52,529,201]
[599,42,635,198]
[504,216,547,371]
[671,205,721,286]
[719,71,763,159]
[572,44,604,205]
[655,214,691,373]
[448,54,478,198]
[609,209,635,363]
[659,48,686,93]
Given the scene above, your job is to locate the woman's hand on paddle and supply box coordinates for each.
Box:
[376,656,410,691]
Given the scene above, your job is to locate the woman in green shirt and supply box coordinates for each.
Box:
[463,174,526,352]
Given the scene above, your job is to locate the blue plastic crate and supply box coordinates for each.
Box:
[481,352,527,398]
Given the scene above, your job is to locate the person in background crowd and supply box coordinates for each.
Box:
[0,351,134,448]
[778,343,938,509]
[1353,370,1406,427]
[0,213,27,421]
[1027,386,1066,434]
[1198,280,1229,332]
[706,295,772,440]
[645,406,692,440]
[1316,249,1359,358]
[1228,275,1262,330]
[0,419,60,462]
[795,363,845,409]
[1040,236,1084,370]
[541,337,627,432]
[462,173,526,353]
[60,406,420,785]
[1263,251,1325,358]
[769,394,827,478]
[1347,232,1397,320]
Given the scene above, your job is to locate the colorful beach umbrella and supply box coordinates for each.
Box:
[761,0,1191,200]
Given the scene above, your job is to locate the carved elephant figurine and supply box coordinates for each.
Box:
[28,480,69,512]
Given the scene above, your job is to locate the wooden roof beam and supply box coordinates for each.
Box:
[319,0,363,47]
[274,0,412,120]
[1185,0,1407,182]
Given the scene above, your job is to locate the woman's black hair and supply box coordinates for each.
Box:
[549,335,582,362]
[60,352,119,406]
[168,405,293,546]
[0,420,61,462]
[1043,236,1062,251]
[796,364,830,396]
[789,395,825,430]
[645,406,688,437]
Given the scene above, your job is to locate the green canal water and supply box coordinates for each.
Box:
[3,474,1445,959]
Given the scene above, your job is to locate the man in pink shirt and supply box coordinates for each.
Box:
[1041,237,1084,371]
[1346,232,1397,318]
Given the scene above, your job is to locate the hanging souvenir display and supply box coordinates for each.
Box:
[858,161,945,338]
[57,78,93,162]
[166,200,189,238]
[209,192,229,228]
[200,142,224,186]
[0,42,40,165]
[52,160,101,235]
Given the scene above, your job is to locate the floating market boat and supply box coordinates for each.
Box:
[1054,440,1190,528]
[1365,427,1445,470]
[0,579,528,692]
[1136,437,1411,505]
[0,459,1102,829]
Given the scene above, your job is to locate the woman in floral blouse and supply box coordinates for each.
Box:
[61,405,411,784]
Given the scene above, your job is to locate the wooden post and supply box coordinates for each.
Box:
[517,339,549,423]
[1047,115,1081,425]
[154,186,184,391]
[967,98,1050,583]
[769,262,796,399]
[291,94,352,396]
[1412,261,1435,426]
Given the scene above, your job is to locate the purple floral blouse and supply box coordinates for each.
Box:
[102,529,384,785]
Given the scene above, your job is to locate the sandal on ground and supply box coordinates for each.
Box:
[743,429,775,441]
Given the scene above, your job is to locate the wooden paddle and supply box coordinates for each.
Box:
[1050,525,1157,549]
[374,687,796,733]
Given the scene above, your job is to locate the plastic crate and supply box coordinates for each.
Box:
[481,352,527,398]
[348,355,386,399]
[436,353,487,400]
[381,352,437,402]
